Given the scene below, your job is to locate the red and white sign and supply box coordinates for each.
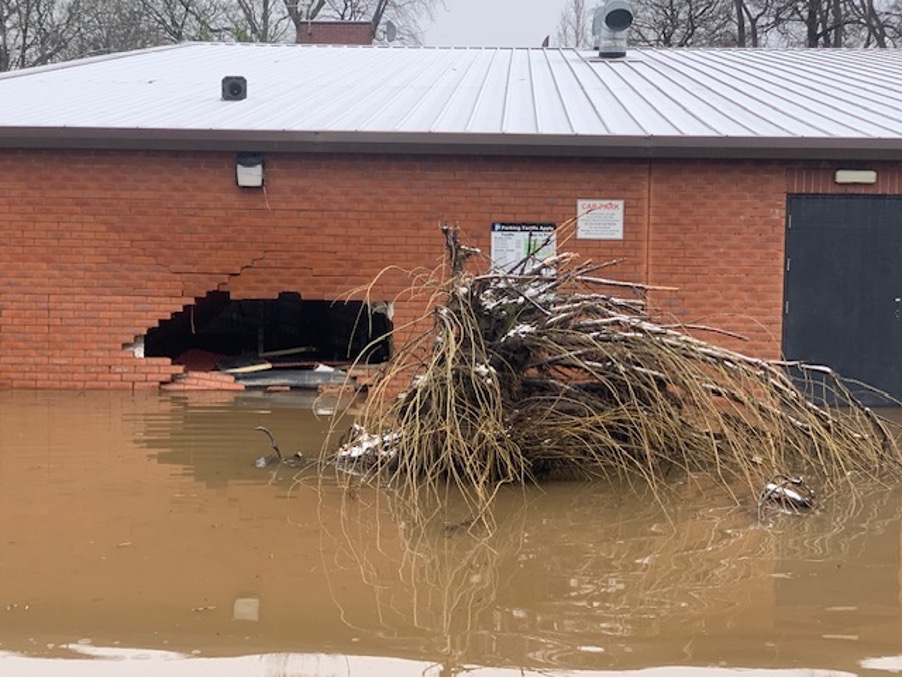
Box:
[577,199,624,240]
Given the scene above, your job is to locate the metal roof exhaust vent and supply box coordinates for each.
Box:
[593,0,634,58]
[221,76,247,101]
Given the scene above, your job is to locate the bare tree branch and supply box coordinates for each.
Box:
[553,0,901,49]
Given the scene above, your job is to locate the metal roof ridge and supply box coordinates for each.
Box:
[279,43,564,51]
[0,43,190,82]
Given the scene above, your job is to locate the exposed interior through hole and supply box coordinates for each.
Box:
[141,291,392,372]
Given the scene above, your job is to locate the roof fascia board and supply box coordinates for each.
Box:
[0,128,900,161]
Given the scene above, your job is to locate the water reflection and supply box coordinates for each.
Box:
[321,483,774,674]
[134,390,339,487]
[1,390,902,676]
[0,646,859,677]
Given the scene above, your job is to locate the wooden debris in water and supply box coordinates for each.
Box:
[253,426,307,467]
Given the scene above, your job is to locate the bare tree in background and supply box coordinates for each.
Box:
[139,0,228,42]
[0,0,80,70]
[0,0,438,70]
[555,0,737,47]
[772,0,898,44]
[230,0,290,41]
[631,0,734,45]
[847,0,891,43]
[732,0,778,45]
[65,0,162,57]
[554,0,899,47]
[556,0,594,46]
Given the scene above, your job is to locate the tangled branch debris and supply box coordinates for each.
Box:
[330,224,901,516]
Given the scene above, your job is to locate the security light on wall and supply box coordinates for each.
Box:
[236,152,264,188]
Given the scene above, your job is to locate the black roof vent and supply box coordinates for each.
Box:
[221,76,247,101]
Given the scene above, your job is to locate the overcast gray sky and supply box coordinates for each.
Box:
[422,0,571,47]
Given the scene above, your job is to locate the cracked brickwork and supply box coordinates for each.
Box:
[1,149,900,389]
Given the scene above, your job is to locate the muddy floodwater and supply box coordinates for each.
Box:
[3,390,902,676]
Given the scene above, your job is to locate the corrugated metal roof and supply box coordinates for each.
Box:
[1,42,901,157]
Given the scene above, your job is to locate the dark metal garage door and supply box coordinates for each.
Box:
[783,195,902,405]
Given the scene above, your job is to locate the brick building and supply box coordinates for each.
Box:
[1,44,901,397]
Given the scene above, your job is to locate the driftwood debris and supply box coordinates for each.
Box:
[333,224,901,514]
[253,426,307,468]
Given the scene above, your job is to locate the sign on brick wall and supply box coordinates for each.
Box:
[577,199,624,240]
[490,223,556,272]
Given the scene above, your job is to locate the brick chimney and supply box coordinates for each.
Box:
[296,21,375,45]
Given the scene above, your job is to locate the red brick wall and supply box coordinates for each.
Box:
[647,160,788,357]
[0,149,899,389]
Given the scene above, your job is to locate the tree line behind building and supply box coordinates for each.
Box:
[1,0,897,75]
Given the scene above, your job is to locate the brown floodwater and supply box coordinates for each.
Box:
[2,389,902,676]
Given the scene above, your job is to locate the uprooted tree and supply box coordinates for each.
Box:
[329,223,902,517]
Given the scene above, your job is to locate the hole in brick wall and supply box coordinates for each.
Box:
[143,291,392,384]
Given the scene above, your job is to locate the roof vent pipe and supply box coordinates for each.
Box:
[593,0,634,58]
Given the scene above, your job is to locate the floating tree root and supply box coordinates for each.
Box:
[327,224,902,519]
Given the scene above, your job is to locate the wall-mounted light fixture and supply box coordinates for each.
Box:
[835,169,877,185]
[236,152,264,188]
